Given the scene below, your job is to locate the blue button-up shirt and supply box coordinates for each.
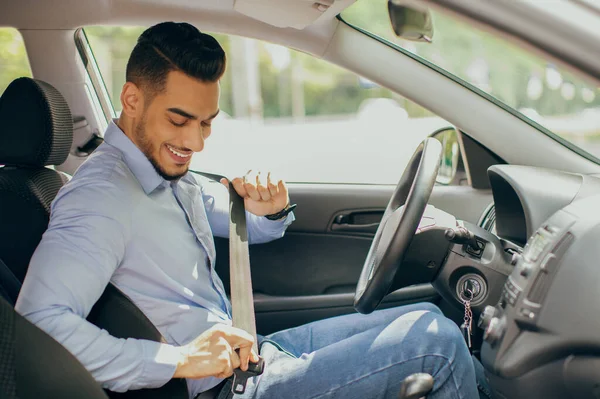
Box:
[15,121,294,396]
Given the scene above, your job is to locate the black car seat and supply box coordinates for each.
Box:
[0,77,72,300]
[0,295,109,399]
[0,77,195,399]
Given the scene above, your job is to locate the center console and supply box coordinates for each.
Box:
[479,195,600,399]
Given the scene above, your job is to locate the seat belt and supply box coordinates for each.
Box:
[0,257,21,306]
[190,171,264,397]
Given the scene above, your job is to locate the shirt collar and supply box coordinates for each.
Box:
[104,119,167,194]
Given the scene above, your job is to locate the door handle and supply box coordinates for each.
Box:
[330,210,384,234]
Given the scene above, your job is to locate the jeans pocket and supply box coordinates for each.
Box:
[259,338,298,359]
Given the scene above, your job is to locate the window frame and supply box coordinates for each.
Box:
[74,28,115,124]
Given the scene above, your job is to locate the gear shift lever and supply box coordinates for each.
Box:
[398,373,434,399]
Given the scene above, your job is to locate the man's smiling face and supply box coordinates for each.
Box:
[134,70,220,180]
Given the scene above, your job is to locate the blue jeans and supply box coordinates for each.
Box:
[232,302,479,399]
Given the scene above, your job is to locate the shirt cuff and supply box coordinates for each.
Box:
[246,211,295,244]
[263,211,295,229]
[138,341,184,389]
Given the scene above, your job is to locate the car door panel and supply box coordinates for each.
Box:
[216,233,371,296]
[280,184,491,232]
[214,183,493,335]
[253,285,438,335]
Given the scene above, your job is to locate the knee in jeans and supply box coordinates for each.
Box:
[418,302,443,315]
[401,314,470,377]
[429,314,471,359]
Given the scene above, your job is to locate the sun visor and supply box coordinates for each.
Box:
[234,0,338,29]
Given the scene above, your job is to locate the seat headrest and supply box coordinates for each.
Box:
[0,77,73,167]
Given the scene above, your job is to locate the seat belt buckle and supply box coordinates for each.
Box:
[231,356,265,395]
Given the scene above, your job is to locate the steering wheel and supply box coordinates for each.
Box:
[354,138,442,314]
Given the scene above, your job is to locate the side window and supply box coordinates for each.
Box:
[84,27,452,184]
[0,28,33,95]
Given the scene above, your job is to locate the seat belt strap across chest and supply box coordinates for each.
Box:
[190,171,264,396]
[0,257,21,306]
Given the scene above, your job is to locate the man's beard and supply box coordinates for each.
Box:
[135,115,188,181]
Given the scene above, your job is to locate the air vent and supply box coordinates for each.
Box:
[528,268,552,303]
[552,232,574,257]
[480,204,496,233]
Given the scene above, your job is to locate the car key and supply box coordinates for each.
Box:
[461,289,473,351]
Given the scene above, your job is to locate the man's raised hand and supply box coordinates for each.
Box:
[221,170,290,217]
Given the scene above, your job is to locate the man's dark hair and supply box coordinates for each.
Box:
[126,22,226,98]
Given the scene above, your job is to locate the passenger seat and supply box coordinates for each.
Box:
[0,77,72,303]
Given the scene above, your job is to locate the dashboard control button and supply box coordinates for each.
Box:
[520,264,533,277]
[505,278,522,296]
[484,316,506,346]
[478,305,497,330]
[539,253,556,272]
[519,307,536,319]
[511,253,521,266]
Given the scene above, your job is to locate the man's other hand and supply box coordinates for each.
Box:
[173,324,259,380]
[221,171,290,217]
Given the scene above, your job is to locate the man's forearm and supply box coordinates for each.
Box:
[16,297,182,392]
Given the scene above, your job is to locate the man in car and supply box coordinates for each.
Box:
[16,22,479,398]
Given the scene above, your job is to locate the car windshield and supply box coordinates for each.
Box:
[342,0,600,160]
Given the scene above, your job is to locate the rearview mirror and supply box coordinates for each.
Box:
[432,127,460,185]
[388,0,434,42]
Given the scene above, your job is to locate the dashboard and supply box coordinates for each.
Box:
[475,165,600,399]
[486,165,600,245]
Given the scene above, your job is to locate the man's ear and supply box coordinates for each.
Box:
[120,82,144,118]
